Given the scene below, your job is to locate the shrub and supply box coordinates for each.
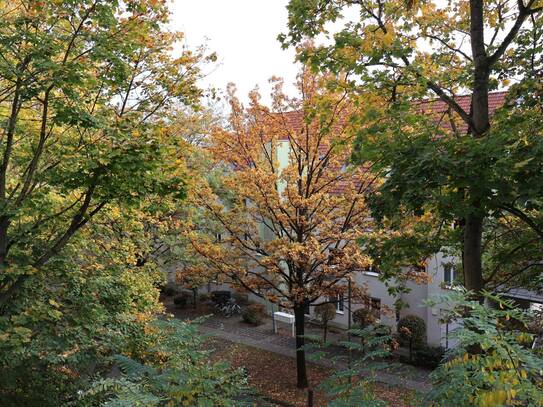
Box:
[84,319,248,405]
[173,294,189,309]
[241,303,266,325]
[162,283,178,297]
[233,291,249,306]
[352,308,377,328]
[210,290,231,305]
[397,315,426,347]
[413,345,445,369]
[315,303,337,342]
[373,323,392,337]
[426,291,543,405]
[398,315,426,361]
[199,293,211,303]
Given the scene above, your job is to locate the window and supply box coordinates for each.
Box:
[444,264,455,285]
[363,260,381,276]
[214,232,222,243]
[334,294,344,313]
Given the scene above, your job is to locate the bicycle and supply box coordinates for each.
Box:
[219,298,241,317]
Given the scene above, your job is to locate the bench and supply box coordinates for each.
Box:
[273,311,295,337]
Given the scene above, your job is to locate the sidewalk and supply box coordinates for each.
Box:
[165,298,432,393]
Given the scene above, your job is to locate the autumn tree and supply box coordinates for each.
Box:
[184,70,397,388]
[426,291,543,406]
[281,0,543,296]
[0,0,212,310]
[0,0,219,403]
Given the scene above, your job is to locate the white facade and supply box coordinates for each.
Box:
[227,138,459,347]
[301,253,458,347]
[271,138,457,347]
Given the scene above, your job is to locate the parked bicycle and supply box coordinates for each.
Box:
[216,298,241,317]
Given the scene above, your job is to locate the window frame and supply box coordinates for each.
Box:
[334,293,345,314]
[443,263,455,286]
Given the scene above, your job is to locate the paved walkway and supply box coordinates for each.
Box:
[165,298,432,393]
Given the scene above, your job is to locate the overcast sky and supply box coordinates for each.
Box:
[169,0,300,105]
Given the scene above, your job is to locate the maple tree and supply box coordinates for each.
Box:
[0,0,228,403]
[183,69,427,388]
[282,0,543,296]
[0,0,212,309]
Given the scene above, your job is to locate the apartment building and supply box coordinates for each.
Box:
[180,90,542,348]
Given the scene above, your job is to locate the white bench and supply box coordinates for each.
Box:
[273,311,295,337]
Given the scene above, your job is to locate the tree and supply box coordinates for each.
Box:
[315,302,337,343]
[0,0,210,311]
[281,0,543,297]
[0,0,219,403]
[184,69,383,388]
[0,211,166,405]
[426,291,543,406]
[83,319,248,406]
[307,324,402,406]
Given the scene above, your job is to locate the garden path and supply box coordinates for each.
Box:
[163,297,432,393]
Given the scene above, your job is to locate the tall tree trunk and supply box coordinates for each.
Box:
[463,214,484,295]
[463,0,489,295]
[294,304,309,388]
[0,79,22,265]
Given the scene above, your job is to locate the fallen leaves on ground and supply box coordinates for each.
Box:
[209,338,417,407]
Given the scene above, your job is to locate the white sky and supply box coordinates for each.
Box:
[169,0,300,105]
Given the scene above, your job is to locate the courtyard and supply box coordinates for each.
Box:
[163,294,431,406]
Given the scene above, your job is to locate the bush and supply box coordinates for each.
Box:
[397,315,426,347]
[162,283,178,297]
[315,303,337,342]
[211,290,231,305]
[315,303,337,322]
[233,291,249,306]
[413,345,445,369]
[398,315,426,362]
[84,319,248,405]
[242,303,266,325]
[173,294,189,309]
[199,293,211,303]
[352,308,378,328]
[373,323,392,337]
[426,291,543,405]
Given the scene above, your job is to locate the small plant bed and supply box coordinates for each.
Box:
[208,338,417,407]
[162,295,216,320]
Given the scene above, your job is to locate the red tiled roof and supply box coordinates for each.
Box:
[275,110,305,141]
[417,91,507,132]
[418,91,507,116]
[274,91,508,196]
[279,91,508,137]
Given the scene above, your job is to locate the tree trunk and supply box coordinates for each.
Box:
[323,322,328,343]
[294,304,309,388]
[463,0,489,297]
[463,214,484,296]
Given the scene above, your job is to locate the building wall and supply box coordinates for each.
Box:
[182,138,459,348]
[299,254,456,347]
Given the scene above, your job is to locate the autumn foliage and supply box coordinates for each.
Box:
[183,69,381,387]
